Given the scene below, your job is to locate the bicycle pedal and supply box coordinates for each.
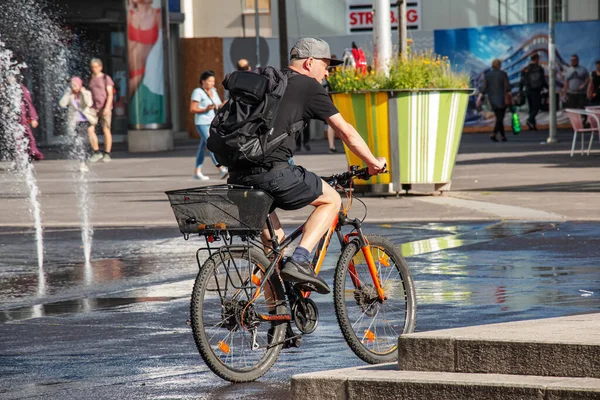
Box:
[283,335,302,349]
[267,333,303,349]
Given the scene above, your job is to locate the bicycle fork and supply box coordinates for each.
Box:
[339,218,387,302]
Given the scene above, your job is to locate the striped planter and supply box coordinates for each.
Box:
[332,90,470,191]
[388,90,470,190]
[331,92,391,186]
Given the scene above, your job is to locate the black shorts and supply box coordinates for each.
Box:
[228,165,323,212]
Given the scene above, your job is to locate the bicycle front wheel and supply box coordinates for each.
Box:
[190,247,287,382]
[334,234,416,364]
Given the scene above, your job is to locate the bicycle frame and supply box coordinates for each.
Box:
[255,210,387,304]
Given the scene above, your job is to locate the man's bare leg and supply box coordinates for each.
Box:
[327,125,336,150]
[88,124,100,152]
[279,181,341,294]
[298,182,341,252]
[103,126,112,153]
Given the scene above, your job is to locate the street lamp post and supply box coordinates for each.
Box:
[547,0,558,143]
[398,0,407,58]
[255,0,261,67]
[373,0,392,74]
[278,0,288,69]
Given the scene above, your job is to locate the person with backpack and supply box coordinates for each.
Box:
[519,53,548,131]
[208,38,387,294]
[190,70,228,180]
[87,58,115,162]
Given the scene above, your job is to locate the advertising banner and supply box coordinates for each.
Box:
[435,20,600,129]
[347,0,421,34]
[126,0,171,128]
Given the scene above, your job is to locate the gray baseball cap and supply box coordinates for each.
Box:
[290,37,343,66]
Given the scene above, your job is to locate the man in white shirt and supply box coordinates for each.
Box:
[562,54,589,110]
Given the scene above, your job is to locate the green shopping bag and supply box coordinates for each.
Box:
[510,106,521,135]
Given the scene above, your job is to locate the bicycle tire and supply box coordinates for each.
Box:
[334,234,416,364]
[190,247,287,382]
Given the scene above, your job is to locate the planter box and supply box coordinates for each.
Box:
[331,89,471,192]
[331,92,392,187]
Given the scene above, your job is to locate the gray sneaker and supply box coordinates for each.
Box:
[101,153,112,163]
[89,152,104,163]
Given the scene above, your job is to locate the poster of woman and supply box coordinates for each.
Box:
[127,0,167,126]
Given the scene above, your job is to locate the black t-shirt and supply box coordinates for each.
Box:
[264,68,339,164]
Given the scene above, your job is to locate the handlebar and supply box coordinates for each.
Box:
[321,165,378,188]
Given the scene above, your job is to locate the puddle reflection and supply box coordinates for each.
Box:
[401,222,555,257]
[0,296,179,323]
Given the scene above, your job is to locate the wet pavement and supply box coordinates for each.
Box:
[1,221,600,399]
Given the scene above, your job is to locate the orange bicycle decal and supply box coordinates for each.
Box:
[258,314,291,322]
[251,274,261,286]
[313,216,338,275]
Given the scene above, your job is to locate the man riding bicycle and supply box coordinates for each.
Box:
[228,38,386,295]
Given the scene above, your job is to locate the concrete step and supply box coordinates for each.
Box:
[292,363,600,400]
[398,314,600,378]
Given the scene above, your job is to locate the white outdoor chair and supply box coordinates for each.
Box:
[565,108,600,156]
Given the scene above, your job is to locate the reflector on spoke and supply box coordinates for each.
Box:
[218,340,231,354]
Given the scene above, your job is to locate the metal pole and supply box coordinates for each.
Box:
[498,0,501,25]
[162,0,172,128]
[278,0,288,69]
[255,0,261,67]
[398,0,407,58]
[373,0,392,74]
[547,0,557,143]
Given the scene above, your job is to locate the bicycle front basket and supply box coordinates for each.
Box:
[165,185,273,236]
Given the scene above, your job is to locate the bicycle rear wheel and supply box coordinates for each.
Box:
[190,247,287,382]
[334,234,416,364]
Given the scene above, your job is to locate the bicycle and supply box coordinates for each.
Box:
[166,165,416,383]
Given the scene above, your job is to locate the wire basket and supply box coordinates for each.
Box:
[166,185,273,237]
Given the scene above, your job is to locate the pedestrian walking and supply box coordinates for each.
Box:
[295,124,311,152]
[87,58,115,163]
[324,54,339,153]
[587,60,600,106]
[59,77,98,172]
[17,76,44,161]
[190,69,228,180]
[477,59,511,142]
[519,53,548,131]
[562,54,589,110]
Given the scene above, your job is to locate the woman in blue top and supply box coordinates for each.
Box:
[190,70,227,180]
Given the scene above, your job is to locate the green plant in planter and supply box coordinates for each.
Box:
[328,50,470,92]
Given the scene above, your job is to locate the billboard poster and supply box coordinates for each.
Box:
[126,0,170,128]
[347,0,421,34]
[434,20,600,129]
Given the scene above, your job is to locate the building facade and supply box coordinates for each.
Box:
[183,0,600,40]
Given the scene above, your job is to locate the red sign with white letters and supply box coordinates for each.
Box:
[347,0,421,33]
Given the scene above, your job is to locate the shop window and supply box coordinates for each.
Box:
[528,0,563,23]
[243,0,270,13]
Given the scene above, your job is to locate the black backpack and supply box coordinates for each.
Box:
[207,67,304,168]
[527,66,544,90]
